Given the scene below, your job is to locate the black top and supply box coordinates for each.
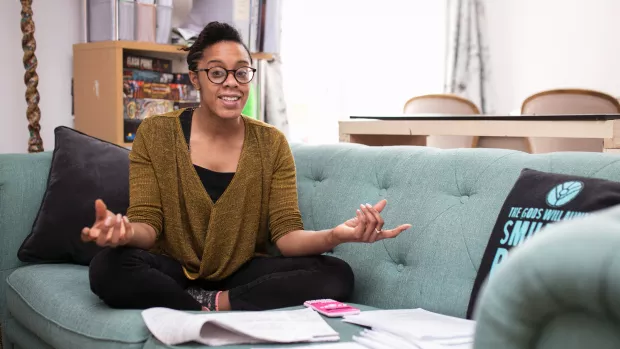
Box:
[179,109,235,203]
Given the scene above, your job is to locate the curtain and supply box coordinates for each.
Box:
[444,0,493,113]
[263,57,290,136]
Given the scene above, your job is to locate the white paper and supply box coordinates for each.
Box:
[174,27,199,41]
[354,329,473,349]
[343,309,475,341]
[142,307,339,346]
[255,343,366,349]
[355,329,424,349]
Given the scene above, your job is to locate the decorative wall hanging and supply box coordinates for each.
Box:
[21,0,44,152]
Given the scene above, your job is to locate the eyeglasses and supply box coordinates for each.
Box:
[195,67,256,84]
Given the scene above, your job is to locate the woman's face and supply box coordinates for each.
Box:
[190,41,252,120]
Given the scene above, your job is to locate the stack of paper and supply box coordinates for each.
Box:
[142,307,339,346]
[343,309,475,349]
[255,344,365,349]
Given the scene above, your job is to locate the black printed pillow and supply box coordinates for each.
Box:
[466,168,620,318]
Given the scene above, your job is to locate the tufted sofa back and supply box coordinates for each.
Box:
[291,143,620,318]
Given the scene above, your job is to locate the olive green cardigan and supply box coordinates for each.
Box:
[126,109,304,280]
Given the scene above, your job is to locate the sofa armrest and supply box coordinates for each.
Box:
[473,205,620,349]
[0,152,51,272]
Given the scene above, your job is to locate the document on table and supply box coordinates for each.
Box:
[254,343,366,349]
[142,307,339,346]
[343,308,475,349]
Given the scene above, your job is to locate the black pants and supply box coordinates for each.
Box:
[89,247,355,311]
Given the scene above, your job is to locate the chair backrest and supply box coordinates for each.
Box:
[521,88,620,115]
[403,94,481,115]
[403,94,480,149]
[520,89,620,153]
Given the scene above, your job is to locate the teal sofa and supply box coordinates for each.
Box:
[2,143,620,349]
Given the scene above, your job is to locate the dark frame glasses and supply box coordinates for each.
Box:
[194,67,257,84]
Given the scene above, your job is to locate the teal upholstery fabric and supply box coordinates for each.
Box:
[3,144,620,348]
[7,262,374,349]
[0,152,51,272]
[291,144,620,317]
[6,265,147,349]
[0,152,52,346]
[6,318,54,349]
[472,205,620,349]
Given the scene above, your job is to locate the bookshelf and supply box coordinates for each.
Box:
[73,41,273,148]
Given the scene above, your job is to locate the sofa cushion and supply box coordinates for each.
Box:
[473,205,620,349]
[17,127,130,265]
[468,168,620,317]
[5,317,55,349]
[6,264,373,349]
[6,264,147,349]
[290,144,620,318]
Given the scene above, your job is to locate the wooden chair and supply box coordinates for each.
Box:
[403,94,531,151]
[521,88,620,153]
[403,94,481,149]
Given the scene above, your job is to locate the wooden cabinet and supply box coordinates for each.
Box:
[73,40,272,148]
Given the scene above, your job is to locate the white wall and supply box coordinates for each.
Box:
[0,0,193,154]
[486,0,620,114]
[0,0,82,154]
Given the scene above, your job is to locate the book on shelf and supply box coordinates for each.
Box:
[123,99,198,142]
[121,62,199,142]
[123,52,172,73]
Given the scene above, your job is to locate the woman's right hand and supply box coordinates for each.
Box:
[81,199,134,247]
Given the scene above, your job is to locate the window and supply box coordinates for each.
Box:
[280,0,447,143]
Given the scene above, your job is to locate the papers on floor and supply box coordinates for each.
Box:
[343,308,475,349]
[142,307,339,347]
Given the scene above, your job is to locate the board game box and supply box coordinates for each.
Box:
[123,53,172,73]
[123,98,175,142]
[124,80,199,102]
[124,69,174,83]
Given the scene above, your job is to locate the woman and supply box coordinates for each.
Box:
[83,22,411,312]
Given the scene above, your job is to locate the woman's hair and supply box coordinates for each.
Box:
[181,21,253,71]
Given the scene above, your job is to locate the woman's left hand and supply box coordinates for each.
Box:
[331,199,412,245]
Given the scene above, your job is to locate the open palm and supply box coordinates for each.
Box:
[81,199,133,247]
[333,199,411,244]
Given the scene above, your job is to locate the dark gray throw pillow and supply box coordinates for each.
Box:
[18,126,130,265]
[467,168,620,319]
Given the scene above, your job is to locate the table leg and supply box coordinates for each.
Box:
[339,133,427,146]
[604,120,620,154]
[603,147,620,154]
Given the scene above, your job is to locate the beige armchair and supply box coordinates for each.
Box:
[403,94,480,149]
[521,88,620,153]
